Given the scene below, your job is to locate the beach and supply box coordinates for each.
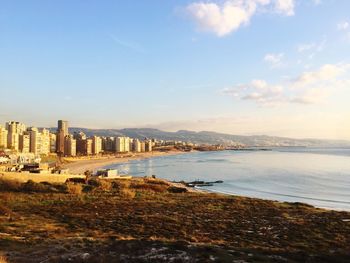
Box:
[61,150,188,174]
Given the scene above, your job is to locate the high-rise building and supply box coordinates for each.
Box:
[57,120,68,136]
[145,140,153,152]
[28,127,42,155]
[40,129,50,155]
[86,138,93,155]
[6,121,26,134]
[0,126,8,149]
[102,137,115,152]
[74,132,87,155]
[7,133,20,151]
[115,137,130,153]
[6,121,26,151]
[140,141,146,152]
[19,133,30,153]
[56,120,68,155]
[49,133,57,153]
[56,130,65,155]
[132,139,141,152]
[92,136,102,155]
[64,135,76,157]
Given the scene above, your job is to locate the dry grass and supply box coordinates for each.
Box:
[0,178,350,262]
[98,179,112,192]
[120,188,136,199]
[66,183,83,195]
[0,203,12,216]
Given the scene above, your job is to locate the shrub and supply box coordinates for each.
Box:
[168,186,188,193]
[0,179,21,192]
[55,183,68,193]
[117,180,131,189]
[98,180,112,191]
[120,188,136,199]
[87,178,101,187]
[144,178,169,186]
[82,184,94,193]
[22,180,52,193]
[66,183,83,195]
[0,203,12,216]
[131,183,167,193]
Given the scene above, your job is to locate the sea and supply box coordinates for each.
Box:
[103,147,350,211]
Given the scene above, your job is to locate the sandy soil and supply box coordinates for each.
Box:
[61,151,187,174]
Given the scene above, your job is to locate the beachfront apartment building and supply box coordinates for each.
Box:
[64,135,76,157]
[132,139,141,152]
[145,140,152,152]
[0,120,154,157]
[102,137,115,152]
[92,136,102,155]
[115,136,130,153]
[0,126,8,149]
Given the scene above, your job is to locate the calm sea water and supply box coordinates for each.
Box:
[104,148,350,211]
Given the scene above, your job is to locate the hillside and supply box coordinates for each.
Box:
[47,127,350,147]
[1,177,349,262]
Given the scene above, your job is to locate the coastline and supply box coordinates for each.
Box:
[61,150,189,174]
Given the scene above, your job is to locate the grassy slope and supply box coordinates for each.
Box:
[0,178,349,262]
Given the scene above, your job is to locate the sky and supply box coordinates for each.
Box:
[0,0,349,140]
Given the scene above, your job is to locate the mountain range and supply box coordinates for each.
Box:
[47,127,350,147]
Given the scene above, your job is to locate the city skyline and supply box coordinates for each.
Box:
[1,1,350,140]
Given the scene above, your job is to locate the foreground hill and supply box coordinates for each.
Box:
[0,177,349,262]
[48,127,350,147]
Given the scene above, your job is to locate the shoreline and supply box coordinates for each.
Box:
[61,150,190,174]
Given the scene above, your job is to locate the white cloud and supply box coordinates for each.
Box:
[223,63,350,106]
[337,21,349,31]
[293,64,349,87]
[223,79,285,106]
[185,0,295,37]
[264,53,285,68]
[274,0,295,16]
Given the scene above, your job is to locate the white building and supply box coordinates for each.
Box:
[115,136,130,153]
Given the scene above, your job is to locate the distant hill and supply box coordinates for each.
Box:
[47,127,350,147]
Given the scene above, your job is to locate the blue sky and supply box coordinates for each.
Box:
[0,0,349,139]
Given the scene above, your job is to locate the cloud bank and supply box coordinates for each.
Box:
[223,63,350,106]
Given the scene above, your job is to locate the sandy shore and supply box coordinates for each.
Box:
[62,150,188,174]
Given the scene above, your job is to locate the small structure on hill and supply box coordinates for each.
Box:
[95,169,132,180]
